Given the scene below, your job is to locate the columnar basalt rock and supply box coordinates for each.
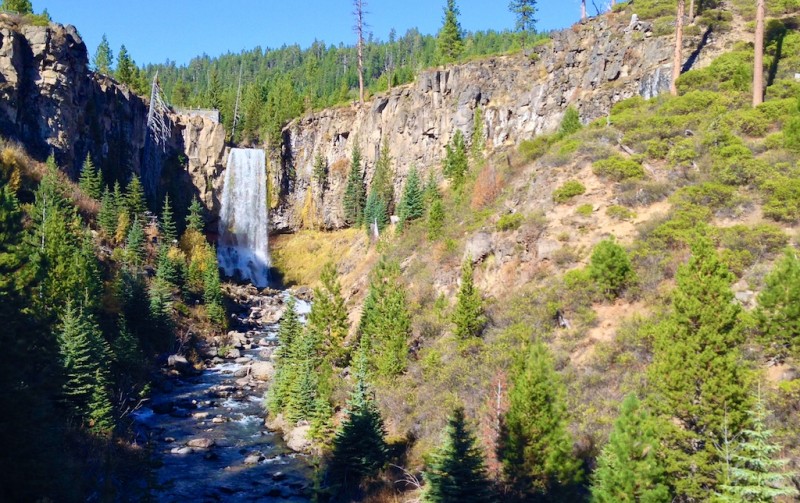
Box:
[267,13,715,233]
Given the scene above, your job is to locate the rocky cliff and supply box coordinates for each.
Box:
[0,14,226,215]
[268,12,720,233]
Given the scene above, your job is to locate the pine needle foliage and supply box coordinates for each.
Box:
[343,144,367,226]
[452,258,486,339]
[755,248,800,360]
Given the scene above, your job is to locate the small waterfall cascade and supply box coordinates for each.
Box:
[217,148,270,288]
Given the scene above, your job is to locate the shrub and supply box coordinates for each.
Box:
[593,155,645,181]
[784,115,800,153]
[761,176,800,222]
[553,180,586,203]
[588,239,636,299]
[606,205,636,221]
[723,108,771,137]
[519,135,554,162]
[667,139,699,167]
[615,180,673,207]
[559,107,582,136]
[670,182,742,213]
[718,223,787,258]
[558,139,581,155]
[497,213,524,231]
[576,204,594,217]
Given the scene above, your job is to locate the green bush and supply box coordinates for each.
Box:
[723,108,772,137]
[553,180,586,203]
[519,135,554,162]
[784,115,800,153]
[615,180,673,207]
[606,205,636,221]
[576,204,594,217]
[558,139,580,155]
[670,182,744,213]
[593,155,645,181]
[718,223,788,257]
[497,213,524,231]
[588,239,636,298]
[667,139,699,166]
[559,106,582,136]
[762,176,800,222]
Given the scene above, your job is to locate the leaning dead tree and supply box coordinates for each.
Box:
[143,71,172,203]
[232,61,244,139]
[670,0,685,96]
[147,71,171,148]
[753,0,766,107]
[353,0,368,106]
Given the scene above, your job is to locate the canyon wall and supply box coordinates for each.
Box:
[268,12,716,232]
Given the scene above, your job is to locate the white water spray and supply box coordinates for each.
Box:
[217,148,270,287]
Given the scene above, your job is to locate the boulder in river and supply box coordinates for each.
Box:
[187,438,215,449]
[250,361,275,381]
[225,348,242,359]
[244,452,264,465]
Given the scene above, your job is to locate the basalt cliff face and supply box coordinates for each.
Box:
[268,12,717,233]
[0,14,226,214]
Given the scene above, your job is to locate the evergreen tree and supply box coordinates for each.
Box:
[328,349,388,493]
[509,0,537,48]
[398,166,425,228]
[500,342,582,496]
[559,106,582,136]
[423,407,496,503]
[306,262,349,365]
[716,396,798,502]
[1,0,33,14]
[93,34,114,74]
[648,238,752,500]
[125,217,146,266]
[115,45,134,86]
[443,130,469,189]
[159,194,178,244]
[125,175,147,222]
[363,189,389,234]
[112,315,144,376]
[98,187,118,236]
[755,248,800,360]
[471,107,485,161]
[78,154,102,200]
[372,140,395,212]
[203,246,225,326]
[313,152,327,189]
[148,276,173,347]
[285,334,320,423]
[186,196,204,232]
[268,298,303,414]
[588,238,635,299]
[427,175,445,240]
[452,258,486,339]
[343,144,366,226]
[591,395,670,503]
[437,0,464,63]
[358,258,411,377]
[87,369,114,435]
[155,244,181,286]
[208,68,222,110]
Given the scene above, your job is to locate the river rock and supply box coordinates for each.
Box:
[187,438,215,449]
[212,416,227,424]
[285,424,311,452]
[233,368,249,378]
[225,348,241,359]
[167,354,190,369]
[244,453,264,465]
[192,412,210,420]
[170,446,193,455]
[250,361,275,382]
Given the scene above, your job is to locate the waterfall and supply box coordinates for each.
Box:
[217,148,270,288]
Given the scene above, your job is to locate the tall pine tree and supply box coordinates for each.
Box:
[755,248,800,360]
[437,0,464,63]
[343,144,366,226]
[306,262,349,365]
[500,342,582,497]
[424,407,496,503]
[590,394,670,503]
[159,194,178,244]
[78,154,102,200]
[186,196,205,232]
[452,258,486,339]
[648,238,752,499]
[125,174,147,223]
[398,166,425,228]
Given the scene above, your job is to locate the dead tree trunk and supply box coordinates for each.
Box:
[353,0,367,106]
[670,0,685,96]
[753,0,766,107]
[581,0,587,20]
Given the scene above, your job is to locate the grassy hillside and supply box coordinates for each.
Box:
[271,5,800,499]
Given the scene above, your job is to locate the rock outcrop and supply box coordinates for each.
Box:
[268,13,717,232]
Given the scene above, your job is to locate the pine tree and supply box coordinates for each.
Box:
[159,194,178,244]
[328,349,388,493]
[268,298,303,414]
[87,369,115,435]
[398,166,425,228]
[424,407,496,503]
[1,0,32,14]
[343,144,366,226]
[313,152,327,189]
[648,238,752,500]
[98,187,118,236]
[125,175,147,222]
[755,249,800,361]
[509,0,537,48]
[591,395,670,503]
[78,154,102,200]
[471,107,485,161]
[588,239,635,299]
[452,258,486,339]
[186,196,204,232]
[148,277,173,347]
[500,342,582,496]
[208,68,223,110]
[559,106,582,137]
[116,45,135,86]
[93,34,114,74]
[125,217,146,266]
[358,258,411,377]
[306,262,349,365]
[363,189,388,235]
[372,140,395,212]
[203,246,225,326]
[155,244,181,286]
[437,0,464,63]
[443,130,469,189]
[716,395,798,502]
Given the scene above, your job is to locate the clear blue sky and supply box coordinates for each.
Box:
[36,1,586,66]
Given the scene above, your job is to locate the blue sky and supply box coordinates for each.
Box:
[37,1,587,66]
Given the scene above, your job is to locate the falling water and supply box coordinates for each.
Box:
[217,148,270,288]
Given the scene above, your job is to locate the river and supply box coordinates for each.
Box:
[132,294,313,502]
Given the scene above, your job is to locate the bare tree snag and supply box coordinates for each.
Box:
[670,0,685,96]
[353,0,367,106]
[753,0,766,107]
